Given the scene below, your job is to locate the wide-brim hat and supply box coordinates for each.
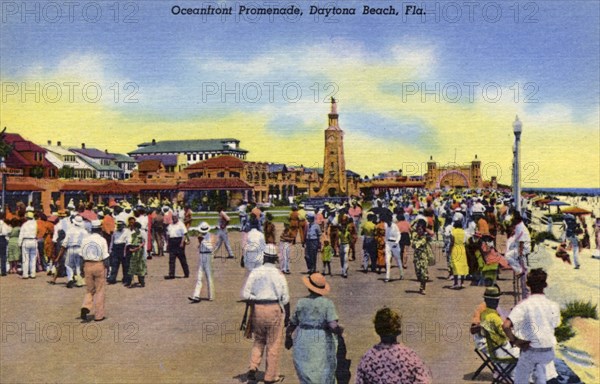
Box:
[264,244,278,259]
[483,286,501,299]
[198,222,210,234]
[302,273,330,295]
[72,215,84,227]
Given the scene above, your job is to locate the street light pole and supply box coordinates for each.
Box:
[513,116,523,214]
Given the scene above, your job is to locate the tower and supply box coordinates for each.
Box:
[470,154,481,188]
[317,98,347,196]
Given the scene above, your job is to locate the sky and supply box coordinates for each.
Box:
[1,0,599,188]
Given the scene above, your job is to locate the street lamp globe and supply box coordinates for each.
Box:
[513,115,522,136]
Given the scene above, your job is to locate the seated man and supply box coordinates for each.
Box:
[477,286,559,382]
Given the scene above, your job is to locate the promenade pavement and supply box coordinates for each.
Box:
[1,226,510,383]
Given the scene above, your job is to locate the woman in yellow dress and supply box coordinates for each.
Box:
[449,218,468,289]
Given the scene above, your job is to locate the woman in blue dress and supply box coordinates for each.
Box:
[285,273,343,384]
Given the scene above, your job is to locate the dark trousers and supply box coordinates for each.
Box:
[108,244,129,284]
[305,239,319,273]
[0,237,7,275]
[363,237,377,271]
[168,237,189,277]
[37,239,47,271]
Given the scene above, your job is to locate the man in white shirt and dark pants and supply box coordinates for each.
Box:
[242,245,290,384]
[503,269,560,384]
[165,215,189,279]
[18,212,38,279]
[189,222,214,303]
[385,215,403,282]
[80,220,110,322]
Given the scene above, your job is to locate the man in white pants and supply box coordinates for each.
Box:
[385,215,403,283]
[189,222,214,303]
[59,215,88,288]
[503,269,560,384]
[18,212,38,279]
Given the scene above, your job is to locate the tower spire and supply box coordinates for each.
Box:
[328,97,340,130]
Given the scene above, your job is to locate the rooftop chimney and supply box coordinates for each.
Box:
[152,139,156,145]
[47,140,51,145]
[81,143,86,149]
[57,141,61,146]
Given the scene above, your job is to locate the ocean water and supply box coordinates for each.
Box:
[522,187,600,196]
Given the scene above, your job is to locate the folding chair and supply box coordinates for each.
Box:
[471,328,518,383]
[472,340,494,380]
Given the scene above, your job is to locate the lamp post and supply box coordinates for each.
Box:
[513,115,522,214]
[0,157,4,214]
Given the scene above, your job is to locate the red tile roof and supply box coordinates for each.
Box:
[178,178,252,190]
[3,133,45,152]
[5,182,45,191]
[185,155,244,170]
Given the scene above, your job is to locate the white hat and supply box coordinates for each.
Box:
[198,222,210,234]
[67,199,76,210]
[73,215,84,227]
[91,220,102,228]
[263,244,278,258]
[453,213,464,222]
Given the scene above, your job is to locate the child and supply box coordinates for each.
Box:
[322,240,333,275]
[555,242,571,264]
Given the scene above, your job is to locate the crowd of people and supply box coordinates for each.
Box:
[1,188,598,383]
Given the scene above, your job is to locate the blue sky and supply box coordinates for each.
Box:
[1,0,599,186]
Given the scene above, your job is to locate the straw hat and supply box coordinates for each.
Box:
[302,273,330,295]
[198,222,210,234]
[72,215,84,227]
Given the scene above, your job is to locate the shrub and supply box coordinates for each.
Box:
[562,300,598,320]
[555,300,598,342]
[533,231,556,243]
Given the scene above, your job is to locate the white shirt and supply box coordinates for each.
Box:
[136,215,149,231]
[508,294,560,348]
[167,221,187,238]
[444,224,454,238]
[199,233,214,254]
[0,221,11,237]
[116,211,133,224]
[465,221,477,241]
[64,225,88,248]
[18,219,38,246]
[81,233,110,261]
[242,263,290,305]
[112,228,130,245]
[386,222,400,243]
[473,202,486,214]
[52,217,71,242]
[513,222,531,254]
